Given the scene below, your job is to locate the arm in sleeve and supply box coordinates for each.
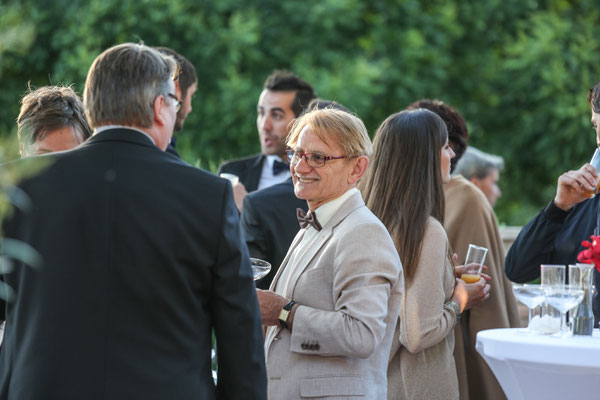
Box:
[399,220,455,354]
[211,182,267,400]
[505,201,569,282]
[290,223,402,359]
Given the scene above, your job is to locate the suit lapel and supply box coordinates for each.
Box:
[268,229,306,291]
[286,191,365,299]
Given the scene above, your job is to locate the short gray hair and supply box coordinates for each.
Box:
[453,146,504,180]
[84,43,177,129]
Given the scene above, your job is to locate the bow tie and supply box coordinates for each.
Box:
[297,208,322,231]
[272,159,289,175]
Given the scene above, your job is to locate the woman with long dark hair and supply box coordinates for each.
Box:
[360,109,489,400]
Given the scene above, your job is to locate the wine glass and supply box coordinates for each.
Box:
[543,285,585,335]
[250,258,271,281]
[512,283,546,332]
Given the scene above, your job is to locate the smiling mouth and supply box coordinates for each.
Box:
[295,175,318,183]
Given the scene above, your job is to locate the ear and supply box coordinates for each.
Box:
[153,95,167,127]
[348,156,369,185]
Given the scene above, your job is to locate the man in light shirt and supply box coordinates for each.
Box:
[256,108,403,399]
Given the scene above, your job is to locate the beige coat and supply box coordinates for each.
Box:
[444,175,521,400]
[388,217,459,400]
[266,191,403,399]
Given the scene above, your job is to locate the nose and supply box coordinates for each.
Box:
[259,114,272,133]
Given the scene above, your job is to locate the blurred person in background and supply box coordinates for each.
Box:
[17,85,92,157]
[408,99,520,400]
[218,70,316,210]
[454,146,504,208]
[506,81,600,327]
[361,109,489,400]
[155,47,197,159]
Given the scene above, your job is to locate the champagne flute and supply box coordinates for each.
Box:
[512,283,546,332]
[543,285,585,335]
[250,258,271,281]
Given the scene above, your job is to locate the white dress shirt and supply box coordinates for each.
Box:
[257,155,291,190]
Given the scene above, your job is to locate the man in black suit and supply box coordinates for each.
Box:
[0,43,266,400]
[218,70,315,210]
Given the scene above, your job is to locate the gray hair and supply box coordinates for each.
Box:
[84,43,177,129]
[453,146,504,180]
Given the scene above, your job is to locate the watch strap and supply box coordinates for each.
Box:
[278,300,296,329]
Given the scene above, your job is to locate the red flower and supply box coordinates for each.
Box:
[577,235,600,273]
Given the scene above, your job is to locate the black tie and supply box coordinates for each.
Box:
[272,160,289,175]
[297,208,322,231]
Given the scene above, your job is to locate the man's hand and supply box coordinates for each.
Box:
[554,164,598,211]
[232,182,248,212]
[256,289,288,326]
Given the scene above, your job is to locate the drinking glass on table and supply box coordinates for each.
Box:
[512,283,546,332]
[460,244,488,283]
[543,285,584,335]
[250,258,271,281]
[540,264,565,334]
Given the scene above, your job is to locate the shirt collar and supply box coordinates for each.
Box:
[94,125,156,145]
[265,154,285,168]
[312,187,358,230]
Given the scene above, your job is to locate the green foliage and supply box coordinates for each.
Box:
[1,0,599,225]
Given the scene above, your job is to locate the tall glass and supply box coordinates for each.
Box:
[568,264,595,335]
[585,148,600,197]
[540,264,565,334]
[460,244,488,283]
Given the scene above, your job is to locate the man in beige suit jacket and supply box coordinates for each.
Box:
[257,108,403,399]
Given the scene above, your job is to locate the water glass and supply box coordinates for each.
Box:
[460,244,488,283]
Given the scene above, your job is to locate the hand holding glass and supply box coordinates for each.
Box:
[460,244,488,283]
[219,173,239,186]
[250,258,271,281]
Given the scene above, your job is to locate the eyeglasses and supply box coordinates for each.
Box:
[167,93,182,112]
[286,150,351,168]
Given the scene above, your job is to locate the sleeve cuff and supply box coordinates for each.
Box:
[543,200,571,221]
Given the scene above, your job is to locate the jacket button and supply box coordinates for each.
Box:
[301,343,307,350]
[315,344,320,351]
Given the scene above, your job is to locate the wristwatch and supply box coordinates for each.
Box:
[444,300,462,322]
[278,300,296,329]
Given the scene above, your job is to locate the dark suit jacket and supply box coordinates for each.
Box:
[0,128,266,400]
[240,178,308,289]
[217,154,264,192]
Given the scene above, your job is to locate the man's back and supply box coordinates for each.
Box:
[0,129,266,399]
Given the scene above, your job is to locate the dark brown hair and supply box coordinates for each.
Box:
[588,82,600,113]
[264,70,316,117]
[17,85,92,156]
[407,99,467,172]
[361,109,447,280]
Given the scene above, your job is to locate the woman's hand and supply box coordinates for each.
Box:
[451,277,490,312]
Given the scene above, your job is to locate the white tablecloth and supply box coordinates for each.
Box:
[476,328,600,399]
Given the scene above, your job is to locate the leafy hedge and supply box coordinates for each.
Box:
[1,0,599,225]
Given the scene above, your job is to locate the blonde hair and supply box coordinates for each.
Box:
[286,108,372,157]
[83,43,177,129]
